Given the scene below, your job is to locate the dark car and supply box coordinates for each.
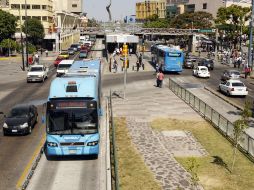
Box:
[68,48,75,55]
[2,105,38,135]
[198,58,214,70]
[79,50,88,58]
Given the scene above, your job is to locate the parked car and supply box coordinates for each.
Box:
[79,50,88,59]
[193,66,210,78]
[56,60,74,77]
[219,80,248,96]
[221,70,241,81]
[27,65,48,83]
[58,51,69,59]
[54,56,66,67]
[68,48,75,55]
[70,44,80,51]
[198,58,214,70]
[1,105,38,135]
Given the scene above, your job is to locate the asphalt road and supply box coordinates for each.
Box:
[0,50,84,190]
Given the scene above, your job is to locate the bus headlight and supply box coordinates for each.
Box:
[20,122,28,129]
[87,141,98,146]
[3,123,8,128]
[47,142,58,147]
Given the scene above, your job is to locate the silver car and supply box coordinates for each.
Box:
[221,70,240,81]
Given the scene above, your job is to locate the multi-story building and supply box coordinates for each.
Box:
[53,0,82,15]
[1,0,54,35]
[136,0,166,22]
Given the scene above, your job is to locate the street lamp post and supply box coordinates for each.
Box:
[25,0,29,67]
[18,7,25,71]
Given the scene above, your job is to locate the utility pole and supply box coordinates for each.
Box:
[19,7,25,71]
[248,0,254,70]
[25,0,29,67]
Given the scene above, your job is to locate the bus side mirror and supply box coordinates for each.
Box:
[99,109,103,117]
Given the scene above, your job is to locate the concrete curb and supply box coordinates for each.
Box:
[204,86,244,111]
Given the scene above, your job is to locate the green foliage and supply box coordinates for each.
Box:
[22,18,45,45]
[231,100,251,172]
[27,43,36,54]
[0,39,17,50]
[170,11,213,29]
[87,18,99,27]
[143,19,169,28]
[0,10,17,42]
[186,157,200,188]
[147,14,159,22]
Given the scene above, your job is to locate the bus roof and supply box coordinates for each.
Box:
[156,45,182,53]
[66,59,101,76]
[49,77,97,100]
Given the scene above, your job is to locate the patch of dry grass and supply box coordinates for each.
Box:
[114,117,161,190]
[151,118,254,190]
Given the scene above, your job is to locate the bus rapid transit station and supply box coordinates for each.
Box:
[151,44,184,73]
[45,59,102,158]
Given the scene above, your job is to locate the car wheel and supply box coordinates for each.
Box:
[3,131,7,136]
[27,80,30,83]
[42,77,45,83]
[226,91,230,96]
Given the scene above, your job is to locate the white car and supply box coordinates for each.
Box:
[27,65,48,83]
[193,66,210,78]
[219,80,248,96]
[56,60,74,77]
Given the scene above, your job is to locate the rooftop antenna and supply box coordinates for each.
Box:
[106,0,112,21]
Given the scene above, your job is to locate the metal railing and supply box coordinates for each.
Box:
[109,90,120,190]
[169,78,254,160]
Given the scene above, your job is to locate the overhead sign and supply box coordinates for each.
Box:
[198,29,215,33]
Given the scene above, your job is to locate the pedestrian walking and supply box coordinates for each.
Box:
[155,63,159,74]
[45,49,48,57]
[136,60,140,72]
[40,48,43,56]
[113,59,118,73]
[34,53,39,64]
[244,66,250,79]
[156,70,164,88]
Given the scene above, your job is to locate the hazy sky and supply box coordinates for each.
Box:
[83,0,138,21]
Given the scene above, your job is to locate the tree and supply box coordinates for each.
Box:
[143,19,169,28]
[215,5,251,48]
[0,39,18,56]
[231,100,252,172]
[22,18,45,46]
[0,10,17,42]
[87,18,99,27]
[170,11,213,29]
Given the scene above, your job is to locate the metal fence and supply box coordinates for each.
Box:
[109,90,120,190]
[169,78,254,160]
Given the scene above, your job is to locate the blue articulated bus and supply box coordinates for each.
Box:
[151,45,184,73]
[46,59,101,158]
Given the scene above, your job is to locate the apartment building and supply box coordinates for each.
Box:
[53,0,82,15]
[136,0,167,22]
[1,0,54,35]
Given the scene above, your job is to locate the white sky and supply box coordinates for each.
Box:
[83,0,138,21]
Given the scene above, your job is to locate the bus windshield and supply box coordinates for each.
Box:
[47,108,98,135]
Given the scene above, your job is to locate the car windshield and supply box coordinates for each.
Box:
[47,108,98,135]
[230,71,240,75]
[8,108,29,117]
[30,67,43,71]
[232,82,244,87]
[58,64,72,69]
[200,68,207,71]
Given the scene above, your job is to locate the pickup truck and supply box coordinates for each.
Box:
[27,65,48,83]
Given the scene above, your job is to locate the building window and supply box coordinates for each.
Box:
[42,5,46,9]
[32,16,41,20]
[42,16,47,21]
[203,3,207,9]
[11,4,20,9]
[72,4,77,8]
[22,4,30,9]
[22,16,31,20]
[32,5,41,9]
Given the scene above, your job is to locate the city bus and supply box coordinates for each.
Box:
[151,44,184,73]
[45,59,101,158]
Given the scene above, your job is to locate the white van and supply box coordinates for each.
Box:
[56,60,74,77]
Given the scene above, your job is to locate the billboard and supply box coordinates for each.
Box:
[124,15,136,23]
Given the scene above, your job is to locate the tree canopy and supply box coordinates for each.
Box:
[22,18,45,45]
[0,10,17,42]
[170,11,213,29]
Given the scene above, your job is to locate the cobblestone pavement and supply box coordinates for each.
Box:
[112,79,205,190]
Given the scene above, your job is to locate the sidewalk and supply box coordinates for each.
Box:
[110,79,204,190]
